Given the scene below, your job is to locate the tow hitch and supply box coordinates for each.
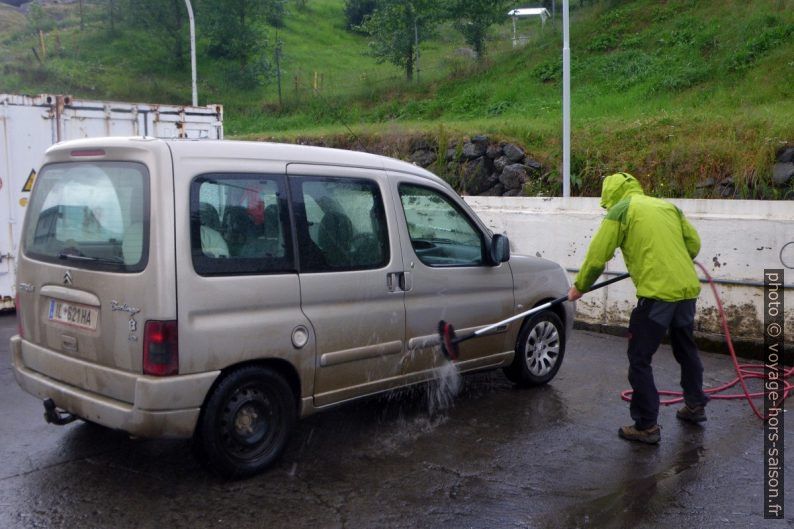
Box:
[43,398,77,425]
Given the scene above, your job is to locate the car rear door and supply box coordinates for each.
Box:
[287,164,407,407]
[16,141,175,380]
[387,173,515,377]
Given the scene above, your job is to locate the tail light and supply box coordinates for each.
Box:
[14,293,24,338]
[143,320,179,376]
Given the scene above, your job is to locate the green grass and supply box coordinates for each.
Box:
[1,0,793,198]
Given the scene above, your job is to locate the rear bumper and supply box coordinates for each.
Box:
[10,335,220,438]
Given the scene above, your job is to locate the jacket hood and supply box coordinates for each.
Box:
[600,172,644,209]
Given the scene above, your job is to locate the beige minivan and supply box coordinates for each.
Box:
[11,137,574,477]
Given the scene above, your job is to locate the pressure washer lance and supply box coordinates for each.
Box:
[438,272,631,361]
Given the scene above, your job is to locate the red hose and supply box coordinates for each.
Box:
[620,262,792,421]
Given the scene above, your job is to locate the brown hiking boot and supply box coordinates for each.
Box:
[618,424,661,444]
[676,404,707,423]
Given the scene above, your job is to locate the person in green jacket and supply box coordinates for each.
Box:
[568,172,708,444]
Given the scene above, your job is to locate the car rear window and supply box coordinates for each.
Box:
[23,162,149,272]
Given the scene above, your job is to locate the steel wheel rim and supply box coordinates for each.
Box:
[524,320,560,377]
[219,383,279,461]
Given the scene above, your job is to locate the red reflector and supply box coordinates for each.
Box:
[143,320,179,376]
[14,293,24,338]
[70,149,106,157]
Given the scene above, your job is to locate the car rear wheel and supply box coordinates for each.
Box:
[504,311,565,387]
[198,366,295,478]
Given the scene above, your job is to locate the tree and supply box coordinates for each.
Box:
[122,0,189,68]
[445,0,512,60]
[359,0,440,80]
[200,0,277,87]
[202,0,266,67]
[344,0,376,31]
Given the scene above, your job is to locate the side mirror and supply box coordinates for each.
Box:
[488,234,510,265]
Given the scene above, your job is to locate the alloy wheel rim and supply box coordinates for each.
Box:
[524,320,560,377]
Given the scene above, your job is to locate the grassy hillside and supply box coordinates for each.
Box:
[1,0,793,198]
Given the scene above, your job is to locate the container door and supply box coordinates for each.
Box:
[0,96,56,307]
[388,175,515,376]
[287,164,406,407]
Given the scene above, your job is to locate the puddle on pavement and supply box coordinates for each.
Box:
[543,445,707,529]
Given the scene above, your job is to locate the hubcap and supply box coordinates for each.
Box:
[524,320,560,377]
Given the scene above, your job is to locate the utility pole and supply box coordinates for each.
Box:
[562,0,571,198]
[184,0,198,107]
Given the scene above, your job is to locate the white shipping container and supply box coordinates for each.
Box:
[0,93,224,309]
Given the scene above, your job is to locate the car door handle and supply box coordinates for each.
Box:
[398,271,412,292]
[386,272,412,292]
[386,272,399,292]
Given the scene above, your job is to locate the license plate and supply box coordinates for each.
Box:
[48,299,98,331]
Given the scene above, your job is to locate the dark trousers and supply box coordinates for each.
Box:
[627,298,708,430]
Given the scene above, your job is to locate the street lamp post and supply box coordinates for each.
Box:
[562,0,571,198]
[185,0,198,107]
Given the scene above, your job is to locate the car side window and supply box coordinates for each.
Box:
[290,176,389,273]
[398,184,484,267]
[190,174,294,275]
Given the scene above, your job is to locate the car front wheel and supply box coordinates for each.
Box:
[504,311,565,387]
[198,366,295,478]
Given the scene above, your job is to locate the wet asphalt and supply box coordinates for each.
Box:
[0,312,791,529]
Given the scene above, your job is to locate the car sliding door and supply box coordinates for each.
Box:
[287,164,407,407]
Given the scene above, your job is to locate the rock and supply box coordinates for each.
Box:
[494,155,510,174]
[719,184,735,198]
[461,157,493,195]
[446,147,458,161]
[695,177,715,189]
[523,157,542,171]
[409,137,434,152]
[776,147,794,163]
[717,177,735,198]
[502,188,522,197]
[410,149,437,167]
[693,188,711,199]
[471,134,489,145]
[499,163,529,190]
[462,141,486,159]
[772,162,794,185]
[479,183,505,196]
[486,144,502,159]
[503,143,525,162]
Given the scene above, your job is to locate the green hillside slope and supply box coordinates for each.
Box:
[1,0,792,198]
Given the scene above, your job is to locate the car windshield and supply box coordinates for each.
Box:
[23,161,149,272]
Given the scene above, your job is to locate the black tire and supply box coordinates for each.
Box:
[198,366,295,478]
[504,311,565,387]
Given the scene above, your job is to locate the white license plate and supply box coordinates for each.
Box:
[48,299,98,331]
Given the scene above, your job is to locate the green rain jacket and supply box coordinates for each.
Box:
[574,173,701,301]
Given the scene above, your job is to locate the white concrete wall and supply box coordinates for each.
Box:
[465,197,794,342]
